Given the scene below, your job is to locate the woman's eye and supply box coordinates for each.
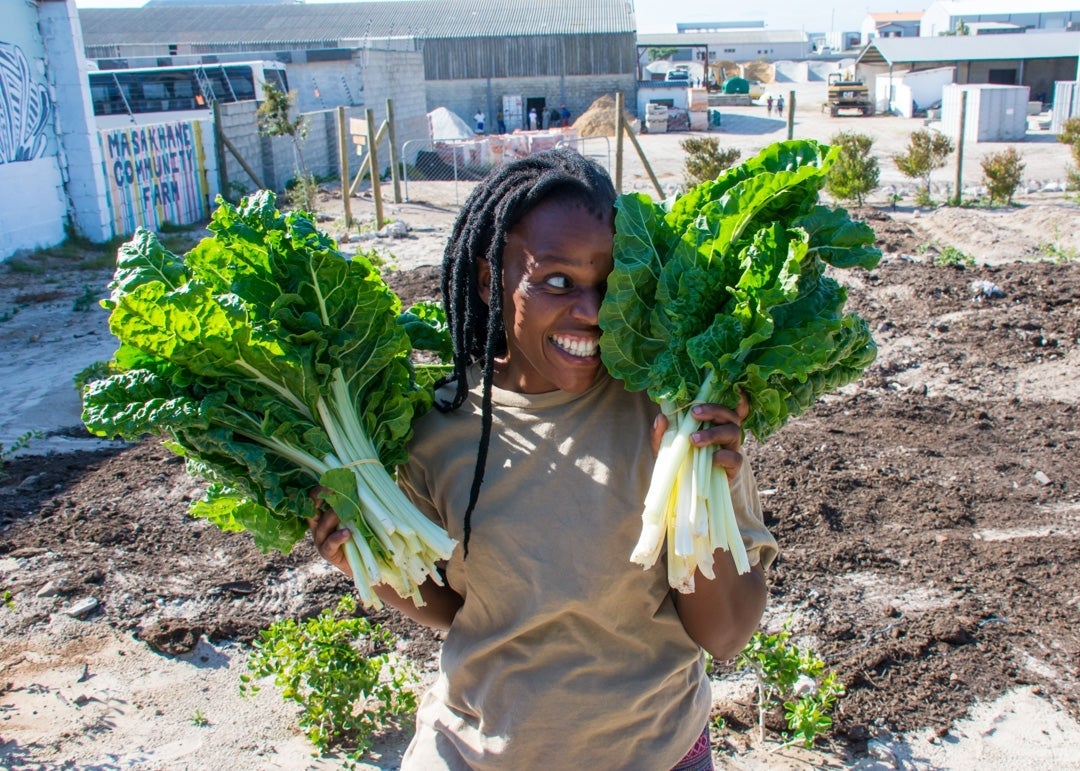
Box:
[545,275,571,290]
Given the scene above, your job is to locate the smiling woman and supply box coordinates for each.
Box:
[479,196,613,395]
[311,147,776,769]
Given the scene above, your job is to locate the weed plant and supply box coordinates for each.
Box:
[241,595,418,763]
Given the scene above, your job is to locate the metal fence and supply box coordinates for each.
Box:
[401,135,612,205]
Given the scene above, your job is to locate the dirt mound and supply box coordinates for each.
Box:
[572,94,638,137]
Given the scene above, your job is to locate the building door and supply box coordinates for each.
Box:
[525,97,546,129]
[988,69,1018,85]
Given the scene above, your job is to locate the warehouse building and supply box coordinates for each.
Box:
[77,0,637,133]
[919,0,1080,37]
[855,31,1080,111]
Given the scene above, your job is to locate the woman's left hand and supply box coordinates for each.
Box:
[650,392,749,481]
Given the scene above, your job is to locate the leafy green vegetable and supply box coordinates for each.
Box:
[598,140,881,590]
[82,191,455,608]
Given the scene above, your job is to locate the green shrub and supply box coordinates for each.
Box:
[892,129,954,206]
[1059,117,1080,191]
[824,131,880,206]
[980,147,1025,206]
[680,137,741,188]
[241,595,418,762]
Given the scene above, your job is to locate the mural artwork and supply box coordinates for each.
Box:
[0,41,53,164]
[98,120,209,235]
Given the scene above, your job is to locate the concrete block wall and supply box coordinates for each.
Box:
[356,48,430,164]
[218,102,364,197]
[217,47,430,196]
[290,59,365,113]
[425,74,637,135]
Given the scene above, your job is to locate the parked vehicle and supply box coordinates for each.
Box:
[824,71,874,117]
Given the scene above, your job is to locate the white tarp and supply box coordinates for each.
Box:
[427,107,475,140]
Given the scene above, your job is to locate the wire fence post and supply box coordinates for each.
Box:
[336,106,352,228]
[386,99,402,204]
[615,92,625,193]
[365,107,384,228]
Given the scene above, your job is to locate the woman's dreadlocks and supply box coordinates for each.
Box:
[436,147,616,556]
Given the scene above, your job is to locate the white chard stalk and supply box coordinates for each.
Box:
[630,379,751,591]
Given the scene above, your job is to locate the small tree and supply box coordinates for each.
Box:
[256,82,318,212]
[980,147,1025,206]
[1058,116,1080,191]
[646,47,678,62]
[892,129,954,207]
[680,137,741,188]
[824,131,880,206]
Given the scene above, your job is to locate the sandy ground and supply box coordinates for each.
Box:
[2,83,1079,769]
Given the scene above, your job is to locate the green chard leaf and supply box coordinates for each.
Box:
[599,140,882,442]
[82,191,455,608]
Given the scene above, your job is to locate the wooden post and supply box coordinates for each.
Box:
[336,106,352,228]
[954,90,968,206]
[365,107,384,228]
[622,123,664,200]
[614,92,625,194]
[386,99,402,204]
[787,89,796,140]
[212,101,229,200]
[220,133,265,189]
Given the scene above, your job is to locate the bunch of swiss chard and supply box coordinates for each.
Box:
[598,140,881,591]
[82,191,455,609]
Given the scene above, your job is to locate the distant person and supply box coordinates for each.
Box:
[766,95,774,115]
[561,104,571,126]
[496,110,506,134]
[474,109,485,134]
[776,96,785,118]
[528,107,538,130]
[549,107,560,129]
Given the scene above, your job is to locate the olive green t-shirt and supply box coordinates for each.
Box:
[397,370,777,770]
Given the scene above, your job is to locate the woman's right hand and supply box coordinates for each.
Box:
[308,494,354,579]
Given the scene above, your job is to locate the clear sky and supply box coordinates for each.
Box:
[73,0,929,35]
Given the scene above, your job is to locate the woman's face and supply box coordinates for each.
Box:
[478,196,614,394]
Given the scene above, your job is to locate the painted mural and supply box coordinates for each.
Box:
[0,41,53,164]
[98,120,209,235]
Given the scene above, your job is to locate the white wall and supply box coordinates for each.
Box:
[876,67,956,117]
[40,0,112,244]
[0,0,68,259]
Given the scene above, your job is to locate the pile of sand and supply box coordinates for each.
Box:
[571,94,639,137]
[742,60,775,83]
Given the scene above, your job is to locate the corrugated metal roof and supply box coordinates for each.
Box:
[78,0,635,47]
[858,30,1080,65]
[637,30,810,46]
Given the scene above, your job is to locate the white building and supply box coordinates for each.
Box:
[636,29,811,72]
[1,1,112,259]
[861,11,924,45]
[920,0,1080,37]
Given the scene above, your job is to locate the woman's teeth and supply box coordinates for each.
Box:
[548,332,600,356]
[552,335,598,358]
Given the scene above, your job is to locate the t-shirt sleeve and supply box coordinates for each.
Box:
[397,458,447,531]
[729,461,779,570]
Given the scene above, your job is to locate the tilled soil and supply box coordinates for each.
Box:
[1,205,1077,763]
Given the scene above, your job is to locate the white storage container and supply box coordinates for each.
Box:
[941,84,1029,142]
[1051,81,1080,134]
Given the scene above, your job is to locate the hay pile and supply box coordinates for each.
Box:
[572,94,639,137]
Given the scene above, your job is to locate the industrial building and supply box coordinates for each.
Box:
[919,0,1080,37]
[855,31,1080,112]
[77,0,637,133]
